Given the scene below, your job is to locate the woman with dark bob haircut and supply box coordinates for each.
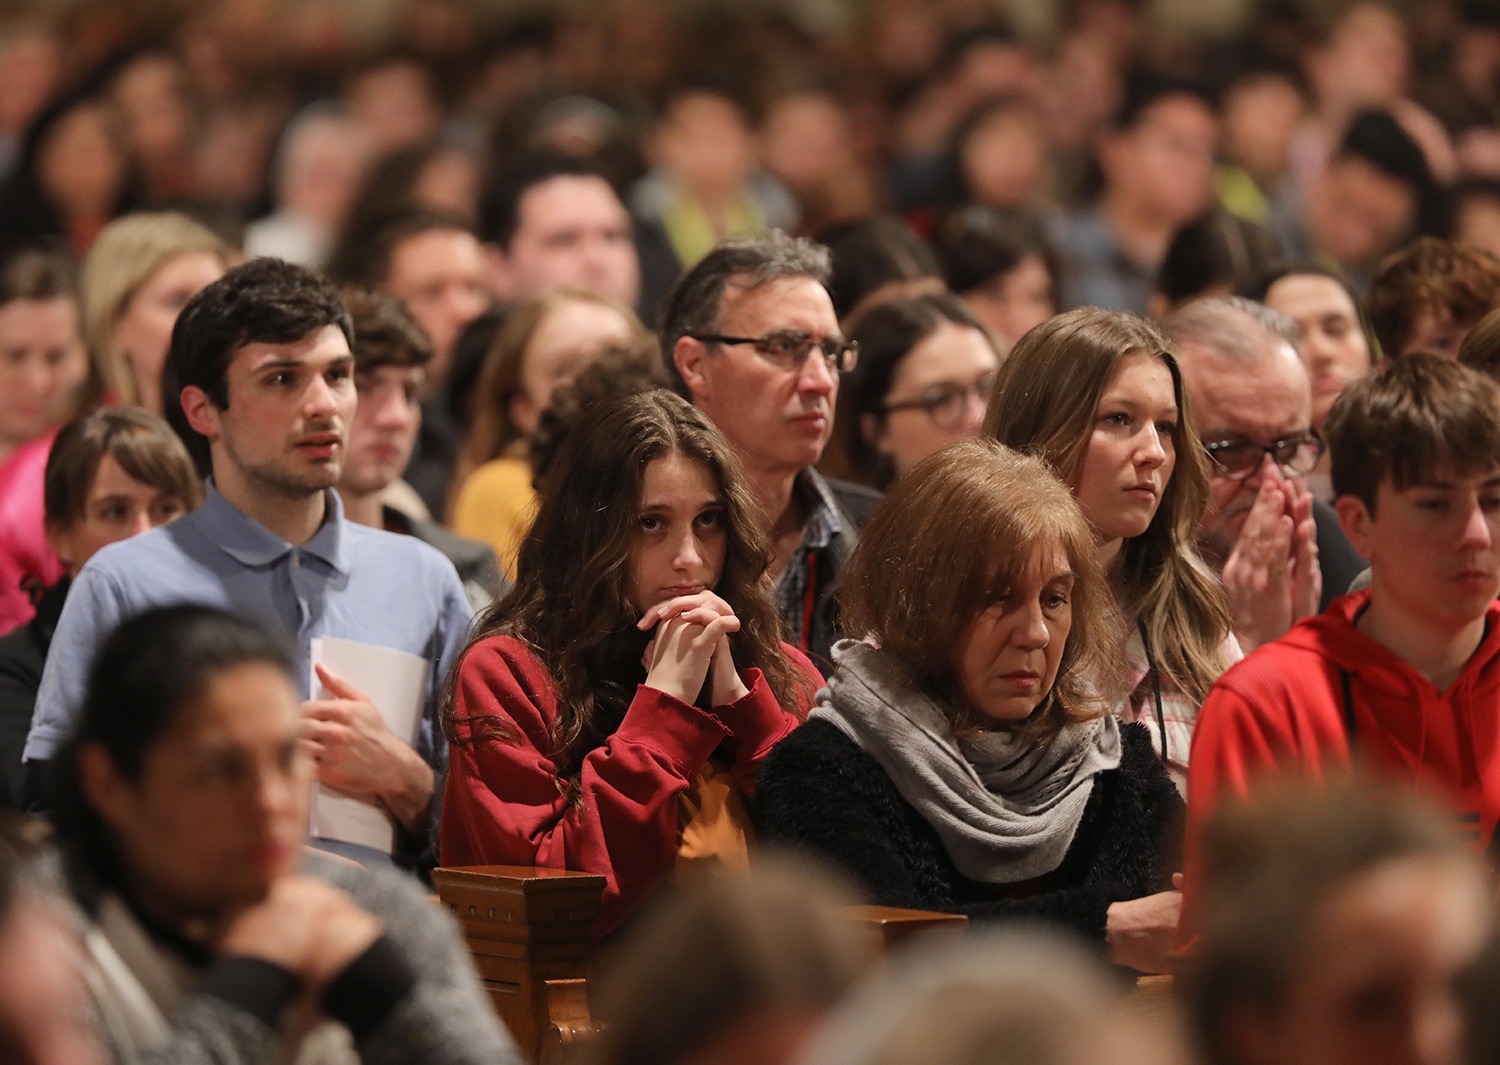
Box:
[49,605,518,1064]
[985,309,1235,792]
[834,291,1000,490]
[441,389,821,937]
[757,439,1184,973]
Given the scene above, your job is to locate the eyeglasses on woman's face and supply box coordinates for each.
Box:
[882,371,997,431]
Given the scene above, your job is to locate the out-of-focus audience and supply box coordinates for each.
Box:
[450,289,647,578]
[1185,781,1490,1065]
[0,247,94,635]
[4,2,1500,1061]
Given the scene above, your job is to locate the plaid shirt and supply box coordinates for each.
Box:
[773,468,846,652]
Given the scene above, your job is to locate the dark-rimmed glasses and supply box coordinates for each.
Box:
[882,372,997,430]
[1203,432,1325,480]
[691,330,860,374]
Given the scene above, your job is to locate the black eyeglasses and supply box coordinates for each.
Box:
[882,372,997,430]
[691,330,860,374]
[1203,432,1325,480]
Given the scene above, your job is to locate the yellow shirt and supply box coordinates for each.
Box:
[450,456,537,582]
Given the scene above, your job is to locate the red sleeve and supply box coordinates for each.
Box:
[717,644,824,801]
[439,637,733,937]
[1178,672,1348,943]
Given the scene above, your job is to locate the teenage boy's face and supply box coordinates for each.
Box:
[1338,468,1500,631]
[194,325,357,499]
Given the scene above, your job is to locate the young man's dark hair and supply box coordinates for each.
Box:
[339,285,433,372]
[1323,352,1500,514]
[480,150,616,251]
[162,257,353,473]
[1365,236,1500,357]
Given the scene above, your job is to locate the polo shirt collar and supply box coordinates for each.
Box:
[197,480,350,574]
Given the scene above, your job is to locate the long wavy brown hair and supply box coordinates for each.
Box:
[442,389,811,781]
[984,308,1232,703]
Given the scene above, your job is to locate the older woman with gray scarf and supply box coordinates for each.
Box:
[756,440,1184,974]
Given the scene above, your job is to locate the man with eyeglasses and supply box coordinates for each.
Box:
[661,231,880,670]
[1180,355,1500,937]
[1163,297,1366,652]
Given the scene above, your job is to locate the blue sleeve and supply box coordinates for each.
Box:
[24,565,126,761]
[413,560,473,856]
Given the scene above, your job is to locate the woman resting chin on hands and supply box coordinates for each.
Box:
[439,391,821,938]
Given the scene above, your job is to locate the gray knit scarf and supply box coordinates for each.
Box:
[810,639,1122,884]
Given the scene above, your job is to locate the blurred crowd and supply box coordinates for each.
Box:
[6,1,1500,1065]
[1,0,1498,309]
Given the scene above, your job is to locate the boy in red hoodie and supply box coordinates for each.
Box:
[1182,354,1500,934]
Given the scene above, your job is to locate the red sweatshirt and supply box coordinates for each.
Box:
[440,635,822,937]
[1180,591,1500,937]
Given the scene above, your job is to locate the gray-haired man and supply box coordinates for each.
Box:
[661,232,879,669]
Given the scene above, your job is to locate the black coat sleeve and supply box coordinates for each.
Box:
[755,719,1183,945]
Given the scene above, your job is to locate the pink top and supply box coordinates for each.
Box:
[0,431,63,635]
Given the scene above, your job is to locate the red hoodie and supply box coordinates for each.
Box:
[440,635,822,938]
[1180,591,1500,937]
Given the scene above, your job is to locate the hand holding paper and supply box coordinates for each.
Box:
[304,664,434,830]
[306,637,433,853]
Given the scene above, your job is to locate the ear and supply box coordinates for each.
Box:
[674,336,712,403]
[482,243,512,302]
[179,385,223,442]
[77,744,133,833]
[509,392,538,435]
[1335,493,1376,559]
[44,521,79,573]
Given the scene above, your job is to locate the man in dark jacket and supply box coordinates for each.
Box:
[660,231,880,671]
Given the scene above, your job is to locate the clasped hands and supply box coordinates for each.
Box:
[1222,477,1321,653]
[638,591,751,708]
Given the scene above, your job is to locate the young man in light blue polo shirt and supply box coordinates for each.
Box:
[25,258,472,869]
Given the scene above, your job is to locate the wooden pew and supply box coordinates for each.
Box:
[435,865,1182,1064]
[434,866,974,1064]
[433,865,606,1064]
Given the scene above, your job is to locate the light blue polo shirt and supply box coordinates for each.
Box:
[25,484,473,788]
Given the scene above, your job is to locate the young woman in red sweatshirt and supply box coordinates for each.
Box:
[439,389,819,936]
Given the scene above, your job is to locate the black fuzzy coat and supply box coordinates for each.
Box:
[756,718,1183,943]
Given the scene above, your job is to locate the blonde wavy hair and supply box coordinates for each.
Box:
[82,212,232,408]
[984,308,1233,704]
